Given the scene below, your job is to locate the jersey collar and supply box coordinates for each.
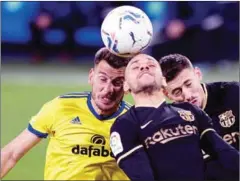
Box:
[201,83,208,110]
[87,93,125,120]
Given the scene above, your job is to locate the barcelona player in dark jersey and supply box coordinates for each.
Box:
[110,54,239,180]
[159,54,239,179]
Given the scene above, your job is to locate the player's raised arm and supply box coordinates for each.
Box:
[1,129,42,178]
[110,116,154,180]
[195,107,239,177]
[1,99,55,179]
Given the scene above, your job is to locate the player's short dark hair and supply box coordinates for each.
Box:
[94,47,131,69]
[159,54,193,82]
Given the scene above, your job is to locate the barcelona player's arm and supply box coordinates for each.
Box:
[110,116,155,180]
[204,81,239,180]
[1,100,55,178]
[194,106,239,176]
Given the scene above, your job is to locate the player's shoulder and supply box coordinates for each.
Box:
[170,102,206,121]
[112,106,137,128]
[41,92,90,110]
[57,91,89,104]
[116,106,134,122]
[206,81,239,100]
[58,91,90,99]
[206,81,239,92]
[171,101,198,111]
[123,100,132,111]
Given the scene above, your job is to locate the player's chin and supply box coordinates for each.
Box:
[97,101,117,111]
[192,100,201,108]
[139,79,155,87]
[139,73,154,80]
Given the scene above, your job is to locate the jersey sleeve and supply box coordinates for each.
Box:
[189,104,215,136]
[223,81,239,93]
[110,115,155,180]
[28,99,56,138]
[223,81,239,106]
[110,115,143,164]
[204,82,240,179]
[192,106,239,177]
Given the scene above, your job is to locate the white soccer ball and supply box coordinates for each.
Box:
[101,6,153,57]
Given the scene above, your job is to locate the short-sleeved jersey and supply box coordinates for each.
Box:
[28,92,131,180]
[202,82,239,158]
[110,101,215,180]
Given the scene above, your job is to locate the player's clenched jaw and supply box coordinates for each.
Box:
[124,54,165,95]
[88,48,129,115]
[89,60,125,113]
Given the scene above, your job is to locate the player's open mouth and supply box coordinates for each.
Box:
[101,97,112,104]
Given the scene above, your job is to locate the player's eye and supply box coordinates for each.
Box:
[173,89,182,96]
[132,66,139,70]
[113,80,124,87]
[149,64,156,68]
[186,82,192,87]
[99,77,107,82]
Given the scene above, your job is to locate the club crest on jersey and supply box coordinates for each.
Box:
[178,110,195,122]
[218,110,235,128]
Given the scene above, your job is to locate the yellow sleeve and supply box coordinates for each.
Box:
[28,99,56,138]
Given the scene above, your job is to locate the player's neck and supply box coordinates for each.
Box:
[201,83,208,110]
[133,90,165,108]
[90,99,119,116]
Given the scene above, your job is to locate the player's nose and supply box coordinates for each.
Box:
[103,82,114,93]
[140,64,149,71]
[182,89,192,101]
[185,93,194,102]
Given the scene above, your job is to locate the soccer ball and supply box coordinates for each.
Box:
[101,6,153,57]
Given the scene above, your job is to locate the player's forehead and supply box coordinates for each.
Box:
[167,68,195,88]
[128,54,157,67]
[95,60,125,78]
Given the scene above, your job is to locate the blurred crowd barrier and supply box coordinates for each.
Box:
[1,1,239,65]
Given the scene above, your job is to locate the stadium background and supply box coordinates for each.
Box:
[1,1,239,180]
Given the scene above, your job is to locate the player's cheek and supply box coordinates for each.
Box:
[116,91,124,99]
[174,95,183,102]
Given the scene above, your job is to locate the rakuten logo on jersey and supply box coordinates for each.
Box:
[222,132,239,145]
[145,124,198,148]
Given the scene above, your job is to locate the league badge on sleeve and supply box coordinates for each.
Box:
[110,132,123,156]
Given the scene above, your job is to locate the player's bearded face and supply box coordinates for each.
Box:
[125,55,164,94]
[165,68,205,108]
[89,60,125,112]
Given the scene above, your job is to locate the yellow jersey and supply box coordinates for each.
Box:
[28,92,131,180]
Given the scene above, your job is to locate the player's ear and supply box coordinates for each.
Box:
[194,67,202,81]
[123,81,131,94]
[161,76,167,88]
[162,80,171,100]
[163,88,169,98]
[88,68,94,85]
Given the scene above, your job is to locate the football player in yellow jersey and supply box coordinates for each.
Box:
[1,48,131,180]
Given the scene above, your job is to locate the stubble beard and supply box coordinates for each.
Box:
[133,82,161,95]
